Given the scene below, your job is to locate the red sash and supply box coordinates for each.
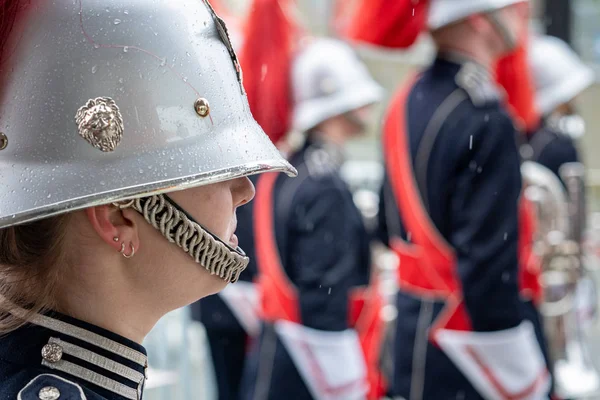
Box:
[518,198,543,305]
[254,171,301,324]
[383,75,472,342]
[349,284,388,399]
[254,171,387,398]
[382,75,543,343]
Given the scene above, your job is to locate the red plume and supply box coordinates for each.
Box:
[335,0,430,49]
[207,0,229,17]
[494,11,539,133]
[207,0,244,53]
[495,47,539,132]
[0,0,27,60]
[239,0,299,145]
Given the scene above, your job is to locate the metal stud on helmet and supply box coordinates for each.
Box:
[0,0,296,282]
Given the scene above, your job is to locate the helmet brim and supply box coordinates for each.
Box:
[0,118,296,228]
[292,82,384,133]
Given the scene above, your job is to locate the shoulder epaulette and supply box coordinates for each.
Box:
[455,62,500,107]
[304,145,343,179]
[18,374,86,400]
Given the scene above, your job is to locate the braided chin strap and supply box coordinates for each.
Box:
[117,194,249,283]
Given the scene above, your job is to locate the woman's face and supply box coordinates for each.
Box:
[133,177,255,308]
[168,177,255,250]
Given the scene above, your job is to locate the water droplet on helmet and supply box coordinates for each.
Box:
[113,19,122,25]
[123,46,129,53]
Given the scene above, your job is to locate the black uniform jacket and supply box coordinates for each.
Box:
[0,311,148,400]
[377,54,551,399]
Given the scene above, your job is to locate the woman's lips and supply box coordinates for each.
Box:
[229,233,239,248]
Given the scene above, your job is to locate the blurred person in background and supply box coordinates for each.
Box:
[523,34,595,181]
[235,0,386,399]
[523,36,600,399]
[526,33,598,329]
[0,0,295,398]
[342,0,552,398]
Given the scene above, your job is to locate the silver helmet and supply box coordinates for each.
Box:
[427,0,526,30]
[528,35,595,117]
[290,38,383,133]
[0,0,296,282]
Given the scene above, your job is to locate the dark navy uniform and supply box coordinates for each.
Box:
[523,122,580,183]
[240,138,371,400]
[0,311,148,400]
[523,120,585,256]
[190,176,259,400]
[377,54,552,399]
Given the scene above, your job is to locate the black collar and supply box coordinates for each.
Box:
[0,311,148,399]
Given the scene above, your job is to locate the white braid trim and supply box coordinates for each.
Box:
[122,194,248,283]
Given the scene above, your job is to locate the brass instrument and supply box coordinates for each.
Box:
[522,161,600,399]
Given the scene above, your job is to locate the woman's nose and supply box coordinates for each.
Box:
[232,176,255,207]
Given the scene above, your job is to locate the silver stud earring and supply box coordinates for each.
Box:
[113,237,120,242]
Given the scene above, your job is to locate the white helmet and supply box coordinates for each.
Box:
[0,0,296,282]
[290,38,383,133]
[528,35,596,116]
[428,0,526,30]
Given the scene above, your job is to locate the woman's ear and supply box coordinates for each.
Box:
[85,206,141,255]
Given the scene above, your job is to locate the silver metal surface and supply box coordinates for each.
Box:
[0,132,7,150]
[41,343,64,364]
[75,97,125,153]
[38,387,61,400]
[0,0,296,229]
[194,98,211,118]
[522,161,570,238]
[522,161,600,399]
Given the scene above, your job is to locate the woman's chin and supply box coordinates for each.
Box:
[202,272,229,296]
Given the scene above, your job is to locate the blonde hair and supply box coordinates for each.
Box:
[0,215,71,334]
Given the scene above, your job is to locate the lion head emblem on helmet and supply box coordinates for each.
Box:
[75,97,124,152]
